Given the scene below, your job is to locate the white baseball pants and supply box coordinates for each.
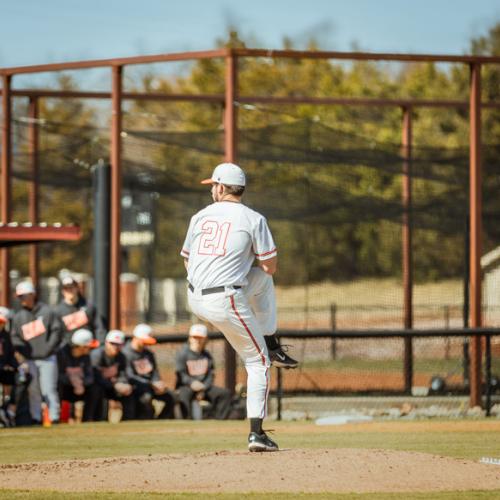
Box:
[188,267,276,419]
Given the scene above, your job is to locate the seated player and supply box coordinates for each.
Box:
[57,328,102,422]
[175,324,232,420]
[54,274,106,345]
[0,307,19,427]
[122,324,176,420]
[90,329,134,421]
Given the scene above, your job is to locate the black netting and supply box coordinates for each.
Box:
[7,105,500,396]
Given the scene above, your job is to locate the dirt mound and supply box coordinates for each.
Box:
[1,448,499,493]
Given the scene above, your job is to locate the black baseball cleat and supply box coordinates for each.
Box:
[248,431,279,452]
[265,336,299,369]
[269,346,299,369]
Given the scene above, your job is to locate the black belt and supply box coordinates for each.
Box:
[188,283,241,295]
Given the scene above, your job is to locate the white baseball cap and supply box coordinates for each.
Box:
[61,275,78,287]
[71,328,99,348]
[15,280,36,296]
[201,162,246,187]
[105,329,126,345]
[0,306,11,324]
[132,323,157,345]
[189,324,208,338]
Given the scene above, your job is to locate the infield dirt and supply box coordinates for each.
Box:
[1,448,499,494]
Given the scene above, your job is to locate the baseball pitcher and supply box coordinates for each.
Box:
[180,162,298,452]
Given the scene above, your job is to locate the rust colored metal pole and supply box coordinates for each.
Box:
[402,106,413,394]
[233,48,500,65]
[1,75,12,306]
[224,52,238,393]
[110,65,122,329]
[1,48,500,78]
[0,49,229,76]
[2,89,500,110]
[469,63,482,408]
[28,96,39,289]
[224,53,237,163]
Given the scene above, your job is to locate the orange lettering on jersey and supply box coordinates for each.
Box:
[100,364,118,380]
[62,310,89,331]
[21,319,46,341]
[186,358,209,377]
[133,358,153,375]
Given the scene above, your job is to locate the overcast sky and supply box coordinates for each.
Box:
[1,0,499,69]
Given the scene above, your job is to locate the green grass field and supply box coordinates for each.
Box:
[276,278,463,308]
[1,419,499,499]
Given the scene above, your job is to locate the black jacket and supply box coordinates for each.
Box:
[175,344,214,389]
[90,345,128,390]
[57,343,94,387]
[121,341,160,386]
[0,326,17,370]
[54,297,106,344]
[11,302,63,360]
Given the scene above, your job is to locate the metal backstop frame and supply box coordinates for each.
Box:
[1,48,500,406]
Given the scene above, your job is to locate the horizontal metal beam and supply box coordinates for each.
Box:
[2,89,225,102]
[233,48,500,64]
[154,326,500,344]
[1,88,500,109]
[2,48,499,77]
[0,49,229,76]
[237,96,500,109]
[0,224,81,246]
[276,327,500,339]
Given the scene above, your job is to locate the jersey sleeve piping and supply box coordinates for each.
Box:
[254,248,277,260]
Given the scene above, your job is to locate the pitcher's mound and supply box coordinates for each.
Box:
[1,448,499,493]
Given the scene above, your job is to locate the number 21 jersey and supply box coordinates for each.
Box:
[180,201,277,289]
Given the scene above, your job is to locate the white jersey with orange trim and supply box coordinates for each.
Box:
[181,200,277,419]
[181,201,277,290]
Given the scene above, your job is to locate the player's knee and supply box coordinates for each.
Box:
[244,356,271,370]
[138,392,153,405]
